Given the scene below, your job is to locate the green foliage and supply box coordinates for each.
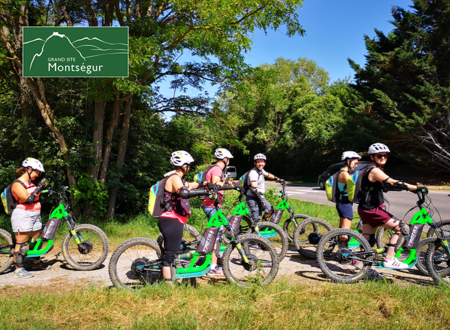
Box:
[349,0,450,170]
[213,57,368,175]
[72,174,109,216]
[0,0,307,218]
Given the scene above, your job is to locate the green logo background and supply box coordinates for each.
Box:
[23,27,128,77]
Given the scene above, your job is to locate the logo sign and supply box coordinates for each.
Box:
[23,27,128,77]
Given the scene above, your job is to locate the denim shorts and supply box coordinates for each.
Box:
[11,208,42,233]
[336,202,354,219]
[336,197,354,219]
[202,206,217,220]
[246,195,272,222]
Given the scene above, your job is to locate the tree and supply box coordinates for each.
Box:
[213,57,363,175]
[0,0,305,217]
[349,0,450,170]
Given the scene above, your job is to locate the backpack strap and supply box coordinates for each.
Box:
[246,168,263,194]
[248,168,263,181]
[11,180,28,204]
[162,173,182,211]
[360,166,377,194]
[365,166,376,177]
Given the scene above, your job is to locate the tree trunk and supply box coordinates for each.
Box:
[26,78,77,188]
[20,74,31,158]
[83,97,105,219]
[106,95,133,218]
[99,91,122,184]
[89,99,105,180]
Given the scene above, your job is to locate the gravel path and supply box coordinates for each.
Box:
[0,245,433,288]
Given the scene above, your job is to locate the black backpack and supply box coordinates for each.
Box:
[1,180,27,216]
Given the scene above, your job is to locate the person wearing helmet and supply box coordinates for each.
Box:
[158,150,208,283]
[10,158,47,279]
[246,153,285,224]
[336,151,361,247]
[358,143,428,271]
[201,148,235,277]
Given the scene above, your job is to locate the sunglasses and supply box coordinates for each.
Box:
[375,154,389,159]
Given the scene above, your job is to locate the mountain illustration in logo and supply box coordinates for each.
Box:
[23,27,129,77]
[24,32,128,70]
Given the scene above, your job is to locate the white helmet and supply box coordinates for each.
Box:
[368,143,390,155]
[341,151,361,161]
[170,150,195,167]
[254,153,266,161]
[22,158,45,172]
[214,148,234,160]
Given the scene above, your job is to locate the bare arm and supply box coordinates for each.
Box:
[11,182,29,201]
[369,168,418,191]
[211,175,223,186]
[264,172,278,180]
[165,175,200,193]
[338,171,350,183]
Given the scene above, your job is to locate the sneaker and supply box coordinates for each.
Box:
[248,242,261,250]
[365,269,386,281]
[207,267,225,277]
[383,257,409,269]
[13,268,34,279]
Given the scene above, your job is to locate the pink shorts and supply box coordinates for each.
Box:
[358,205,398,228]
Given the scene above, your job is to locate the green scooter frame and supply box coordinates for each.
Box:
[219,199,251,252]
[26,192,84,258]
[256,194,291,239]
[175,208,230,279]
[381,206,434,268]
[176,186,255,278]
[1,188,95,259]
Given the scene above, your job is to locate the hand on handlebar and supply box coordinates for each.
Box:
[416,186,428,194]
[36,178,50,190]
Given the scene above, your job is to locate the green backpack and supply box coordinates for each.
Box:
[326,166,377,204]
[325,170,345,203]
[347,165,375,203]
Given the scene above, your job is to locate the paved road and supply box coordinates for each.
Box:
[267,182,450,221]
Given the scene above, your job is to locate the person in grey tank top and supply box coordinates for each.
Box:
[246,153,284,223]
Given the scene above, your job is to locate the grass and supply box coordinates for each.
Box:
[1,192,449,329]
[0,279,449,329]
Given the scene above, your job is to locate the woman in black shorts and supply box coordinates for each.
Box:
[336,151,361,247]
[158,150,208,283]
[358,143,427,269]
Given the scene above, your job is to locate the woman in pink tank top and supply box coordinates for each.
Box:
[10,158,46,279]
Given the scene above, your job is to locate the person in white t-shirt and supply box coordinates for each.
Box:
[246,153,284,224]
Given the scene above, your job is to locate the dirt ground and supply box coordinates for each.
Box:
[0,245,434,293]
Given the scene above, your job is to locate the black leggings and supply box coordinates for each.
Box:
[158,217,184,267]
